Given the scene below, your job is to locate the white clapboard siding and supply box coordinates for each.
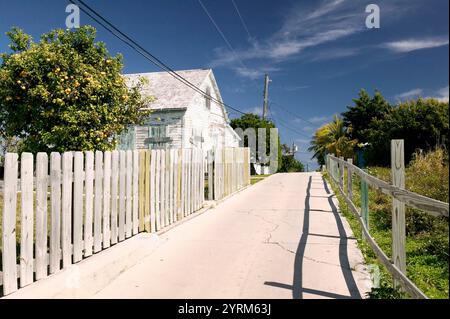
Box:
[35,152,48,280]
[2,153,19,295]
[62,152,73,268]
[94,151,103,253]
[126,150,133,238]
[118,151,126,241]
[84,152,94,257]
[73,152,84,263]
[132,150,139,235]
[103,151,112,248]
[110,151,119,244]
[20,153,34,287]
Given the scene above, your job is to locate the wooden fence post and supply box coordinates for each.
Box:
[360,165,369,235]
[73,152,84,262]
[84,152,94,256]
[35,152,48,280]
[2,153,18,295]
[62,152,73,267]
[347,158,353,199]
[391,139,407,287]
[20,152,34,287]
[339,156,344,190]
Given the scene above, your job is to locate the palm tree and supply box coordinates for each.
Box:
[308,115,357,166]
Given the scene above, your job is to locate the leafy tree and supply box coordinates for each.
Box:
[309,115,357,166]
[365,98,449,165]
[230,113,282,170]
[0,26,152,153]
[279,154,304,173]
[342,89,391,142]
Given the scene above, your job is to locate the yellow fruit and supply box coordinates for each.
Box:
[65,88,71,94]
[21,86,26,90]
[16,80,21,84]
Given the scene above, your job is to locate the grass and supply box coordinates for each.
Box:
[326,148,449,299]
[250,174,271,185]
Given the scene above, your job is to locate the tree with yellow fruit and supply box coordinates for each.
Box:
[0,26,152,153]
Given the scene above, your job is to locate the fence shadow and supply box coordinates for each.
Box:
[264,175,362,299]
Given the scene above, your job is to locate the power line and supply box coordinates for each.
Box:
[198,0,247,70]
[270,101,317,126]
[268,108,312,139]
[231,0,252,40]
[70,0,247,116]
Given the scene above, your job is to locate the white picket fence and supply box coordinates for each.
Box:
[0,147,250,296]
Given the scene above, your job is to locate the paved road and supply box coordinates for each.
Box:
[93,173,372,299]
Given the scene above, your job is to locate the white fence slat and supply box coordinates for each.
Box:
[155,150,161,230]
[164,149,170,226]
[61,152,73,268]
[188,149,192,215]
[126,150,133,238]
[132,150,139,235]
[169,149,175,224]
[20,153,34,287]
[110,151,119,244]
[173,149,179,222]
[160,150,166,228]
[103,151,112,248]
[94,151,103,253]
[73,152,84,262]
[150,150,157,232]
[35,152,48,280]
[2,153,19,295]
[118,151,126,241]
[50,152,61,274]
[84,152,94,257]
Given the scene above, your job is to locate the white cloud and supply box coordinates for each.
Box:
[383,38,449,53]
[427,86,449,102]
[243,106,263,116]
[209,0,366,77]
[395,88,424,100]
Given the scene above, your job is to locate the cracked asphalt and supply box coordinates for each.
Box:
[93,172,372,299]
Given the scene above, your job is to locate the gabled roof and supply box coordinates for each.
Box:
[124,69,213,111]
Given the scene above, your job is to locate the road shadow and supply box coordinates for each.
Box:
[264,175,362,299]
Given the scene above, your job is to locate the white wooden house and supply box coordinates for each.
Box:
[118,69,240,151]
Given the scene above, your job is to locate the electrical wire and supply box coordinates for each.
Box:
[231,0,252,40]
[70,0,247,116]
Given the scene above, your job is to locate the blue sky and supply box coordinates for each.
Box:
[0,0,449,169]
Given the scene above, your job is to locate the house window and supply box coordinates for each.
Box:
[205,87,211,110]
[148,125,169,149]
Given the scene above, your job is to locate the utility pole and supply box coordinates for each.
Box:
[262,74,270,119]
[306,163,309,172]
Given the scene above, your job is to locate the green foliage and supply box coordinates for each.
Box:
[308,115,357,165]
[342,89,391,143]
[327,148,449,299]
[342,89,449,166]
[0,26,152,153]
[230,113,282,170]
[279,155,304,172]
